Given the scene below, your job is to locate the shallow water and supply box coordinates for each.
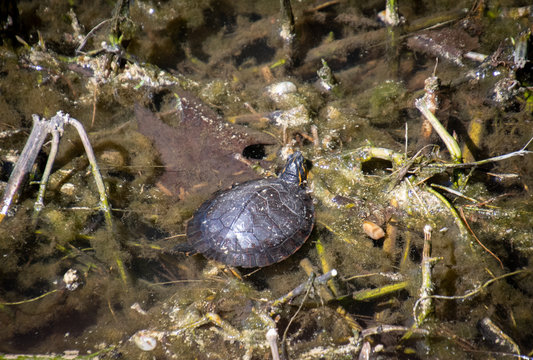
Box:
[0,0,532,358]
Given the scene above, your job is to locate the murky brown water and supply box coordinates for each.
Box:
[1,0,532,358]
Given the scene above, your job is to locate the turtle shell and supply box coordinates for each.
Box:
[186,175,314,268]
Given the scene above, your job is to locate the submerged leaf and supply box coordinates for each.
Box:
[136,90,275,200]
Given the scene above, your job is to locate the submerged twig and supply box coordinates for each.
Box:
[0,112,113,227]
[430,183,479,203]
[427,136,533,169]
[281,273,314,359]
[423,269,528,301]
[415,97,462,163]
[425,186,470,240]
[314,239,339,297]
[362,325,429,338]
[34,122,62,220]
[352,281,408,301]
[301,8,468,74]
[414,225,440,326]
[0,112,127,284]
[271,269,338,309]
[300,258,335,302]
[76,18,112,54]
[479,317,521,355]
[1,115,50,222]
[279,0,296,65]
[346,146,405,166]
[67,116,113,227]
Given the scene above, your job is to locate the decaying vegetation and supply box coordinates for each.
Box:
[0,0,532,358]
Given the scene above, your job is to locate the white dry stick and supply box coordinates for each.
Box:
[266,328,280,360]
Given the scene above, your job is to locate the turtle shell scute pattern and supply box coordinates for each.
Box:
[186,178,314,267]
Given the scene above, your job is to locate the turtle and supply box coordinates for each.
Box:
[185,151,314,268]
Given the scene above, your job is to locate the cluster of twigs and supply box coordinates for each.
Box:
[0,117,111,225]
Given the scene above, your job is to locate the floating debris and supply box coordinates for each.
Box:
[132,330,158,351]
[407,28,479,67]
[363,220,385,240]
[62,269,81,291]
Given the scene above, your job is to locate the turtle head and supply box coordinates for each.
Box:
[279,151,307,186]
